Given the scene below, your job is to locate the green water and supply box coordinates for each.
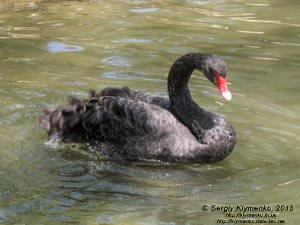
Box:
[0,0,299,224]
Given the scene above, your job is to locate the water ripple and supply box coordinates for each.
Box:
[163,20,229,30]
[250,56,280,61]
[230,17,300,27]
[101,56,132,67]
[112,38,152,44]
[236,30,264,34]
[46,41,84,53]
[52,23,64,27]
[130,8,158,13]
[102,70,145,80]
[186,0,216,5]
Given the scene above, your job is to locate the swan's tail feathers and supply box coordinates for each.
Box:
[38,108,53,133]
[38,98,87,142]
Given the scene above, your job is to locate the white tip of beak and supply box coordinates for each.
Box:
[222,91,232,101]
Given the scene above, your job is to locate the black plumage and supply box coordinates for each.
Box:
[39,53,236,163]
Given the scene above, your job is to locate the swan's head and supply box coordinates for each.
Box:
[201,54,232,101]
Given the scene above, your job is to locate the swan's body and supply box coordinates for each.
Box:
[39,53,236,163]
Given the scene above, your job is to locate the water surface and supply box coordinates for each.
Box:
[0,0,299,224]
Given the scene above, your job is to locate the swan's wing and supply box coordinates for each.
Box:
[82,96,170,143]
[131,90,171,110]
[39,95,172,143]
[93,86,171,110]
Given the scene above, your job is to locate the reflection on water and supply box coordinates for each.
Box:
[101,56,132,67]
[0,0,300,224]
[130,8,158,13]
[47,41,84,53]
[112,38,152,44]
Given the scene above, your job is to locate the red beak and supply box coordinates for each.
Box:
[214,71,232,101]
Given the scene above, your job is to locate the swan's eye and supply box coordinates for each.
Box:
[208,69,218,83]
[213,70,226,78]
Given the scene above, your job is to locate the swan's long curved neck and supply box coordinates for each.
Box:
[167,53,214,141]
[168,54,203,99]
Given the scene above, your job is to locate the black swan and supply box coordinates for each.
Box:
[39,53,236,163]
